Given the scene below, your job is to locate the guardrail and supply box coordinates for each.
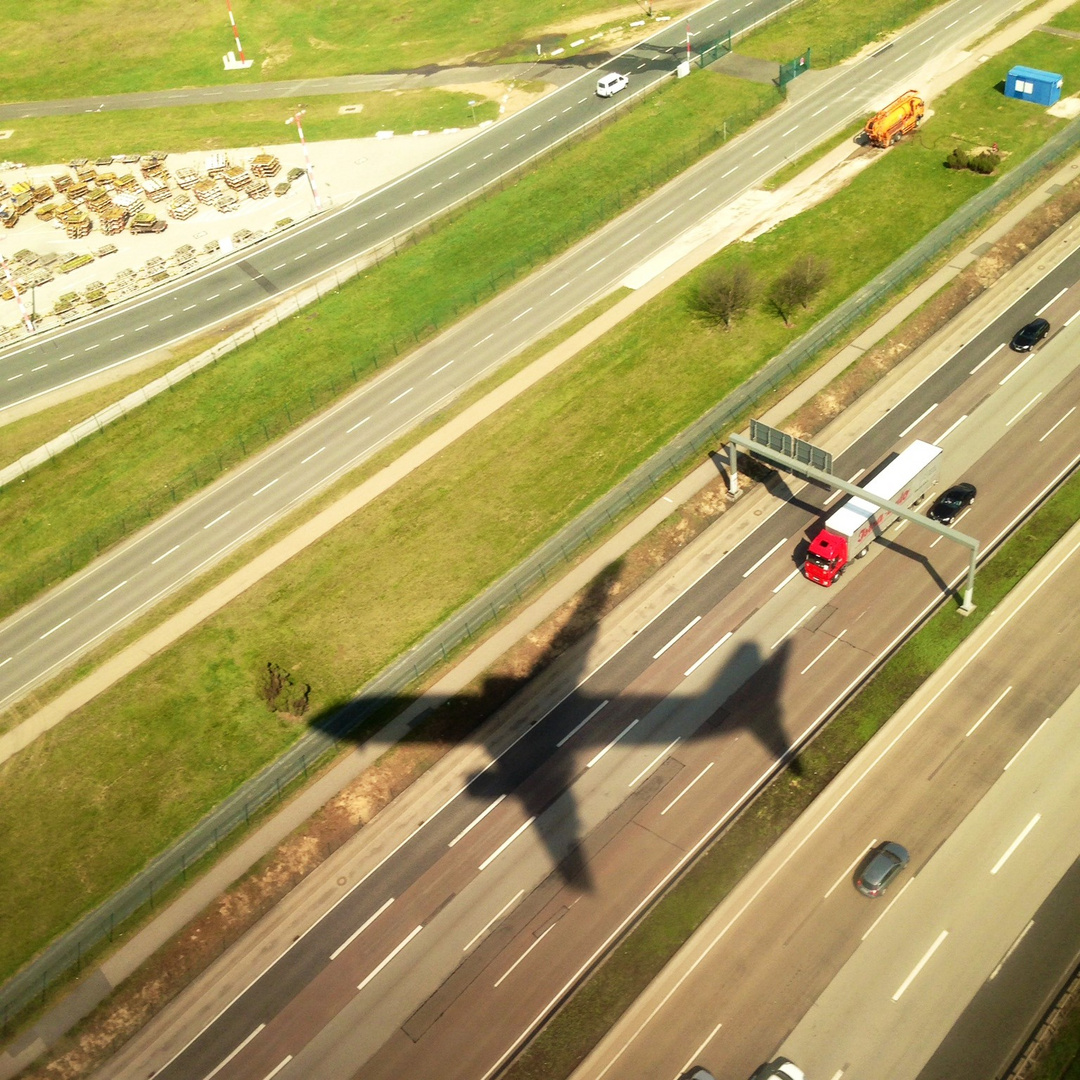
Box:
[4,105,1080,1036]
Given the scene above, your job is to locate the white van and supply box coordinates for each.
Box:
[596,72,629,97]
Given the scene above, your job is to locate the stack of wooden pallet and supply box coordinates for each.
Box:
[250,153,281,177]
[223,165,251,190]
[130,211,166,234]
[99,205,129,235]
[142,175,170,202]
[175,166,200,189]
[167,193,198,219]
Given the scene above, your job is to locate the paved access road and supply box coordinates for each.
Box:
[126,202,1080,1080]
[0,0,790,410]
[0,0,1017,711]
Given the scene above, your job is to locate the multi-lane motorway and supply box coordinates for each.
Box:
[111,167,1080,1080]
[0,0,1023,712]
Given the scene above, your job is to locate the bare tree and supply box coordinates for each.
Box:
[698,262,756,328]
[769,254,830,325]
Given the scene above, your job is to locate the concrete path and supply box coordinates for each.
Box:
[0,62,587,122]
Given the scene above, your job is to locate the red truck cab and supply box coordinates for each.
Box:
[804,530,846,586]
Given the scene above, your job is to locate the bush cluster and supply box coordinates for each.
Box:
[945,146,1001,174]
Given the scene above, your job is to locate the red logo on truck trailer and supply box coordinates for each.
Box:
[804,441,942,586]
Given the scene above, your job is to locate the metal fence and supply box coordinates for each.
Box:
[5,104,1080,1035]
[694,31,732,69]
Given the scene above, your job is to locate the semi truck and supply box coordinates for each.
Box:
[864,90,925,148]
[803,440,942,586]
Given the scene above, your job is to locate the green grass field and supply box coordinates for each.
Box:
[2,90,500,167]
[740,0,947,64]
[0,71,780,621]
[5,0,650,103]
[1,24,1078,983]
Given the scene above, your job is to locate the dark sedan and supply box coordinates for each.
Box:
[927,482,976,525]
[855,841,909,897]
[1009,317,1049,352]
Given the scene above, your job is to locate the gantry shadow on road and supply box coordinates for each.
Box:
[304,565,797,891]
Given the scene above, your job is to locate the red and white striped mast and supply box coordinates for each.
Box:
[226,0,248,65]
[287,107,322,212]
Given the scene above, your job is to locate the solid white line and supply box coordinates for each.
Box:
[743,536,787,578]
[96,580,128,603]
[990,920,1033,979]
[329,896,395,960]
[586,719,639,767]
[1036,286,1067,315]
[1000,355,1031,385]
[773,568,799,594]
[970,342,1002,374]
[679,1019,724,1075]
[966,685,1011,736]
[357,925,423,991]
[251,477,280,497]
[628,738,680,788]
[300,446,326,465]
[200,1024,265,1080]
[684,633,731,678]
[448,795,507,847]
[429,359,454,377]
[511,306,534,321]
[494,924,555,988]
[800,629,847,675]
[661,762,714,815]
[892,930,948,1000]
[203,510,231,530]
[260,1056,292,1080]
[346,416,371,434]
[1005,718,1049,770]
[40,618,72,640]
[389,388,413,405]
[1006,393,1042,427]
[936,414,967,442]
[479,817,536,871]
[653,616,701,659]
[464,890,525,952]
[898,402,937,438]
[991,814,1040,875]
[556,700,609,748]
[771,607,817,650]
[151,544,180,565]
[862,878,913,941]
[825,839,877,899]
[1040,406,1076,442]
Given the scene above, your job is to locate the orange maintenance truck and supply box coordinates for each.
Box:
[864,91,925,147]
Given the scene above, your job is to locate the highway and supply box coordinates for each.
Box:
[114,185,1080,1080]
[576,532,1080,1080]
[0,0,791,411]
[0,0,1021,711]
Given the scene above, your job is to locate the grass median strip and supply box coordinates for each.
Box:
[501,454,1080,1080]
[1,27,1078,984]
[1,90,501,167]
[0,70,780,620]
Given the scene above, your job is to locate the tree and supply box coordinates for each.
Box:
[698,262,756,327]
[769,254,829,325]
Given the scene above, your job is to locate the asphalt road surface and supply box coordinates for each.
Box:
[0,0,1020,711]
[125,205,1080,1080]
[0,0,794,410]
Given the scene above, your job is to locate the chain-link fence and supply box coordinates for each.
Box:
[5,97,1080,1040]
[694,32,732,69]
[0,89,779,624]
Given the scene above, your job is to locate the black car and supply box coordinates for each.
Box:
[855,841,909,897]
[927,482,976,525]
[1009,317,1049,352]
